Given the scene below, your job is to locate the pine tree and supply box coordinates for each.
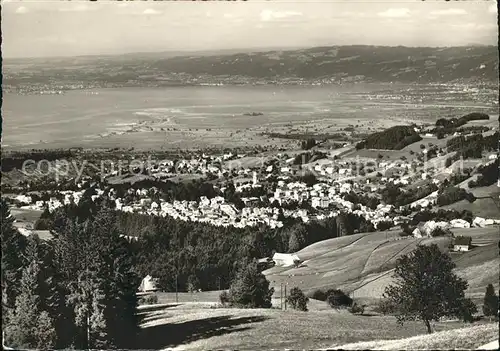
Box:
[288,225,307,252]
[228,261,274,308]
[1,199,27,327]
[55,207,140,349]
[35,311,57,349]
[89,288,109,349]
[482,284,499,320]
[4,236,56,350]
[384,244,477,333]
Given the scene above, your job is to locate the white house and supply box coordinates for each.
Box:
[453,236,472,252]
[312,197,330,208]
[272,253,302,267]
[138,275,159,292]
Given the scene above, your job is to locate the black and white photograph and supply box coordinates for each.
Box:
[1,0,499,349]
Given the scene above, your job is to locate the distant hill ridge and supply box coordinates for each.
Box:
[3,45,499,89]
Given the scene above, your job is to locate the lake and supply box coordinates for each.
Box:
[2,84,494,150]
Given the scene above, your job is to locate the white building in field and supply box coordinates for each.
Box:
[138,275,159,292]
[453,236,472,252]
[272,253,302,267]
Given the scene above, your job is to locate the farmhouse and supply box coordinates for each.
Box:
[138,275,159,292]
[453,236,472,252]
[272,253,302,267]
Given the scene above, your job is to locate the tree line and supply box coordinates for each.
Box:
[35,189,378,293]
[446,132,498,159]
[1,198,139,350]
[115,209,377,292]
[356,126,422,151]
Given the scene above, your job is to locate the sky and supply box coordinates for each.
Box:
[1,0,498,58]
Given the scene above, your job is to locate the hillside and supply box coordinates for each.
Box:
[263,227,499,300]
[334,323,498,350]
[135,302,485,350]
[3,45,498,93]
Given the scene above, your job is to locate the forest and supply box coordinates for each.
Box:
[31,191,378,293]
[446,132,498,159]
[1,198,138,350]
[355,126,422,150]
[435,113,490,129]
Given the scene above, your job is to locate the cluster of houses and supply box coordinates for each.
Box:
[10,134,500,234]
[412,218,500,239]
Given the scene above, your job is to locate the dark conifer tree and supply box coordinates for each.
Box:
[4,236,56,350]
[1,199,28,328]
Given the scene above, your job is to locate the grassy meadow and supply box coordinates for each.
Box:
[336,323,499,350]
[136,303,492,351]
[263,227,499,300]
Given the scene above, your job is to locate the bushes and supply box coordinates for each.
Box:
[308,288,353,309]
[376,220,393,231]
[138,294,158,305]
[309,289,328,301]
[374,298,399,315]
[219,291,230,305]
[187,274,201,293]
[286,287,309,312]
[430,227,453,237]
[34,218,51,230]
[400,222,414,237]
[326,289,353,308]
[348,302,365,315]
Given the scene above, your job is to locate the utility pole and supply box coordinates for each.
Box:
[280,283,283,310]
[175,258,179,303]
[175,273,178,303]
[284,284,287,311]
[87,310,91,351]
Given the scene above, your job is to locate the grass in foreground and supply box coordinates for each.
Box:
[334,322,499,350]
[137,303,484,351]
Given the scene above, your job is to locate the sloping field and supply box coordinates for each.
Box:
[334,323,499,350]
[442,198,500,219]
[10,208,43,223]
[361,239,423,274]
[265,228,498,299]
[225,156,271,169]
[469,184,500,199]
[456,259,500,297]
[450,227,499,245]
[265,231,440,296]
[136,303,477,351]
